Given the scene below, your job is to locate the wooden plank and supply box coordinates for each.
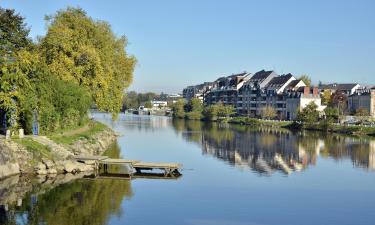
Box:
[74,155,109,161]
[100,158,140,164]
[133,162,182,169]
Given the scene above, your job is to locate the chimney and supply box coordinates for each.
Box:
[304,86,310,96]
[312,87,318,96]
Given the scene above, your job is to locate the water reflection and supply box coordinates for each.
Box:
[0,142,133,225]
[172,119,375,175]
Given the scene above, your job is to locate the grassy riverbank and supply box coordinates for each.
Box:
[48,120,108,145]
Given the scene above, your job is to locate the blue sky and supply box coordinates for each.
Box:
[1,0,375,93]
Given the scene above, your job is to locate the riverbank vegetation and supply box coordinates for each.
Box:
[171,99,375,136]
[48,121,108,145]
[0,7,135,135]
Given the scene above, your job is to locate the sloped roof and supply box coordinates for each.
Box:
[250,70,274,81]
[319,83,359,91]
[266,74,294,87]
[285,80,301,89]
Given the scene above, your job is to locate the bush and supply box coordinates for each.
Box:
[186,111,202,120]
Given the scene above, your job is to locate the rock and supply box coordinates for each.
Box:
[42,159,54,169]
[81,160,96,165]
[0,163,20,178]
[47,168,57,174]
[75,163,93,172]
[63,161,77,173]
[36,169,48,175]
[34,162,46,171]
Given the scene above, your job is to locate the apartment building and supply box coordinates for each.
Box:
[182,82,215,101]
[204,72,251,108]
[348,87,375,117]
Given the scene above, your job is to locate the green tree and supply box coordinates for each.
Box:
[144,101,152,109]
[297,102,319,127]
[321,89,332,105]
[298,75,311,86]
[260,106,277,119]
[0,7,33,130]
[172,99,185,119]
[216,103,235,119]
[40,7,136,114]
[203,104,219,121]
[185,98,203,112]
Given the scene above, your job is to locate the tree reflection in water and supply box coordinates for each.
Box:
[172,119,375,175]
[1,142,133,225]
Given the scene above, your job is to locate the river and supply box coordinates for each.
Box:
[1,113,375,225]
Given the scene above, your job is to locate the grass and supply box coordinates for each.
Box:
[48,121,108,145]
[14,138,54,165]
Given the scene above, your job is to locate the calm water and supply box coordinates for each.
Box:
[1,113,375,225]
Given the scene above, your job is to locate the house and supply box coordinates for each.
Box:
[348,87,375,117]
[151,100,168,109]
[204,72,251,110]
[182,82,215,101]
[285,87,326,120]
[241,72,298,117]
[319,83,360,96]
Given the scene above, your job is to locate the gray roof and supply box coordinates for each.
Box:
[250,70,274,81]
[319,83,359,91]
[266,74,294,87]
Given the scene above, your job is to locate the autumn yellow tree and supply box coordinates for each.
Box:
[39,7,136,114]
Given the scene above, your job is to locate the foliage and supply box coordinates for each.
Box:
[297,102,319,126]
[260,106,277,119]
[298,75,311,86]
[216,103,235,119]
[144,101,152,109]
[324,106,339,121]
[122,91,157,110]
[355,108,370,117]
[0,8,32,129]
[186,111,202,120]
[185,98,203,112]
[171,99,185,119]
[321,89,332,105]
[0,7,31,57]
[40,7,136,114]
[330,91,347,115]
[203,104,219,121]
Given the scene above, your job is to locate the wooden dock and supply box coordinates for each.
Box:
[74,155,182,179]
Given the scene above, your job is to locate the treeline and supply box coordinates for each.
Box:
[122,91,157,111]
[0,7,135,134]
[172,99,235,121]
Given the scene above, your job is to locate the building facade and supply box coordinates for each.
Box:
[204,72,251,109]
[348,87,375,117]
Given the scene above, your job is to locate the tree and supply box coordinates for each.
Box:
[216,103,235,119]
[0,7,33,130]
[40,7,136,114]
[203,104,219,121]
[297,102,319,126]
[330,91,347,115]
[0,7,31,57]
[185,98,203,112]
[172,99,185,119]
[260,106,277,119]
[144,101,152,109]
[321,89,332,105]
[298,75,311,86]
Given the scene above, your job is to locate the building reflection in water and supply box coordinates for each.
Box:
[172,119,375,175]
